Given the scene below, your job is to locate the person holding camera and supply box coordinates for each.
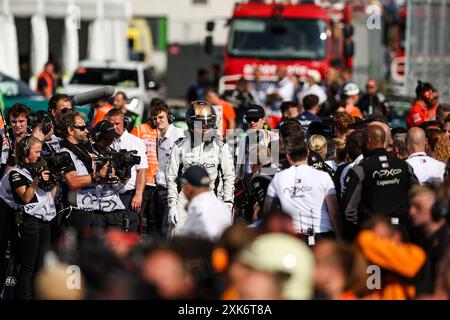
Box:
[90,120,137,233]
[106,109,148,234]
[58,111,110,235]
[8,136,57,299]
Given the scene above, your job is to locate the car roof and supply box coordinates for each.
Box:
[77,60,149,70]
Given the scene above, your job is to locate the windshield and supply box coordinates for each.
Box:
[70,67,139,88]
[228,18,327,60]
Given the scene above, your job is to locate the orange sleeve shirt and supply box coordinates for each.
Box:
[346,105,363,119]
[131,123,158,186]
[93,105,113,126]
[406,101,438,128]
[220,100,236,135]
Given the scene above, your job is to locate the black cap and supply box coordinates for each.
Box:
[93,120,120,141]
[307,121,324,136]
[245,105,265,119]
[176,165,211,187]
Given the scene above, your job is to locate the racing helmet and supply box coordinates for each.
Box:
[185,100,217,131]
[237,233,315,300]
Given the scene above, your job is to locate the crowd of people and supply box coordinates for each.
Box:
[0,63,449,301]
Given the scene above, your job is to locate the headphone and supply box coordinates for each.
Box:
[432,199,449,222]
[17,135,35,160]
[91,120,109,143]
[31,111,53,135]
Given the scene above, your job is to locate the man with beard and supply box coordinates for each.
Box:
[59,111,110,236]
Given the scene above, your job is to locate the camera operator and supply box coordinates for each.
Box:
[30,110,64,243]
[166,100,235,236]
[9,136,57,299]
[58,111,110,235]
[106,109,148,234]
[90,120,138,233]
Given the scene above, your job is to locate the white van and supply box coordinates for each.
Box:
[62,60,160,119]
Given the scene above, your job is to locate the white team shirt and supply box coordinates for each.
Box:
[156,125,185,187]
[112,130,148,192]
[178,191,232,240]
[406,152,446,185]
[267,164,335,234]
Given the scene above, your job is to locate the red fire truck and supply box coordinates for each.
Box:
[208,0,354,92]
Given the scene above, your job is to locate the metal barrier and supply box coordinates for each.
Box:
[405,0,450,102]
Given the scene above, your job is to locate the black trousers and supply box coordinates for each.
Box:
[0,199,15,294]
[139,186,159,238]
[119,192,141,234]
[63,209,97,238]
[16,214,51,300]
[96,210,138,233]
[156,186,170,238]
[64,208,139,237]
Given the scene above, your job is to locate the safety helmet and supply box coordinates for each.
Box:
[237,233,315,300]
[307,69,322,83]
[185,100,217,131]
[343,82,360,97]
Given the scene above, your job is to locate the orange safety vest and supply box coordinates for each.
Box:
[131,123,158,186]
[93,105,113,126]
[36,72,54,96]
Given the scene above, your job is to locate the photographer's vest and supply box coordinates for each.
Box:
[62,148,125,212]
[0,169,19,210]
[10,167,56,221]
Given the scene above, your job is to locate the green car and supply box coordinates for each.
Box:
[0,72,90,117]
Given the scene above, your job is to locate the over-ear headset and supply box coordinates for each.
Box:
[91,120,109,143]
[31,111,53,135]
[17,135,35,160]
[432,199,449,222]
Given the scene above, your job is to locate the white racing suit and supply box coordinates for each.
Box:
[166,135,235,236]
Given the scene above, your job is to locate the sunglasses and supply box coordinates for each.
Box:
[73,125,87,131]
[247,117,261,123]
